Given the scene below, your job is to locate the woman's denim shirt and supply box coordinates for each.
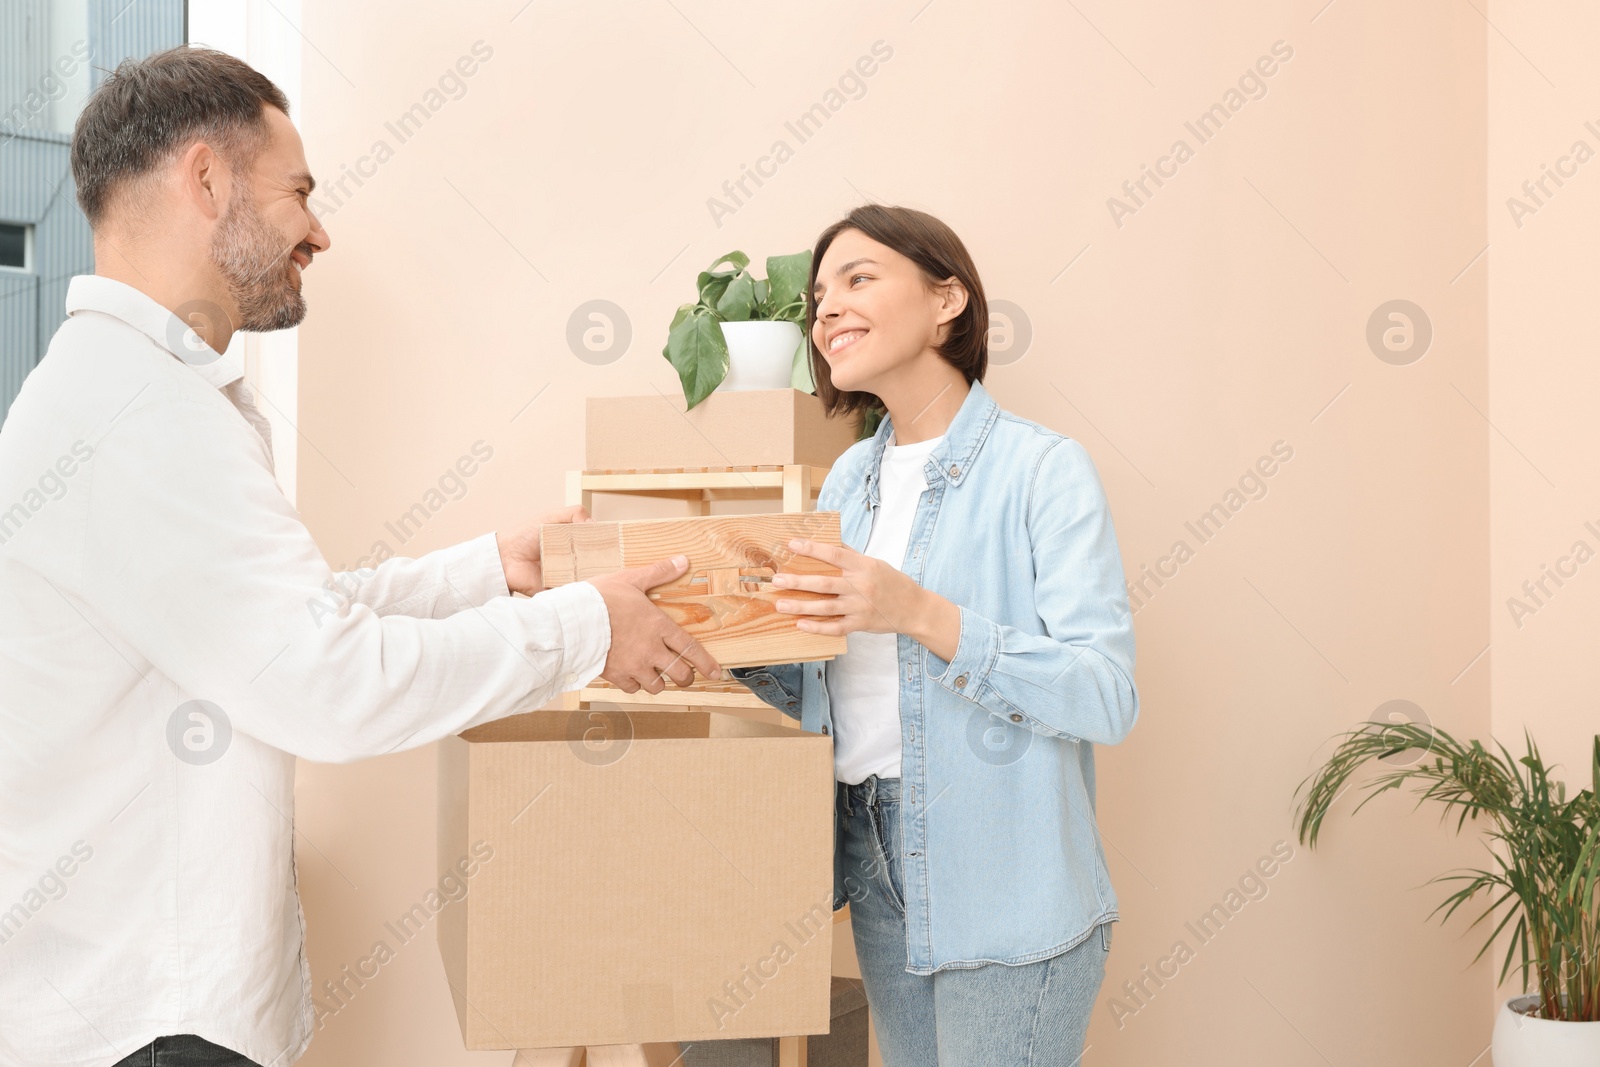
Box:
[731,379,1139,975]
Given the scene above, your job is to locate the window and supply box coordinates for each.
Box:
[0,223,29,271]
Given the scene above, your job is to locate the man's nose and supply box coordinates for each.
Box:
[306,215,331,255]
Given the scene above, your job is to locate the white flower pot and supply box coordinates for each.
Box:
[1492,994,1600,1066]
[719,320,802,392]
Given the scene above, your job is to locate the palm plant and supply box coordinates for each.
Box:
[1294,724,1600,1021]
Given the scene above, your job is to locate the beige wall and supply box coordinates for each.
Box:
[1486,0,1600,1025]
[1487,9,1600,829]
[284,1,1586,1063]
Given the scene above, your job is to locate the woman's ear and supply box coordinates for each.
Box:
[934,276,968,327]
[930,276,968,348]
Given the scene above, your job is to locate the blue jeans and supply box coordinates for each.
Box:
[838,774,1109,1066]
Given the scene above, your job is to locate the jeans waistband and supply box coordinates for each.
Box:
[839,773,901,815]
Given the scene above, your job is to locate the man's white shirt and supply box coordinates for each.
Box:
[0,275,611,1067]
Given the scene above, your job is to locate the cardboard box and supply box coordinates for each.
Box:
[585,389,861,470]
[678,977,869,1066]
[438,709,836,1050]
[540,512,849,668]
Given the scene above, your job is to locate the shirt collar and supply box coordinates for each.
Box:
[64,275,246,391]
[865,378,999,505]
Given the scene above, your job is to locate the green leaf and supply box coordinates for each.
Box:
[705,251,750,276]
[663,309,729,409]
[769,298,806,325]
[716,271,758,321]
[697,271,733,310]
[790,332,815,392]
[751,278,769,310]
[668,303,695,334]
[765,250,811,310]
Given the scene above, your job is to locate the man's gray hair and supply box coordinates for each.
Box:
[70,45,290,228]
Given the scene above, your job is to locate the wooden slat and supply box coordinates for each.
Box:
[585,678,755,694]
[592,464,786,475]
[777,1035,808,1067]
[579,465,829,494]
[584,1044,682,1067]
[565,468,593,514]
[577,685,772,709]
[579,677,790,710]
[783,464,813,513]
[586,471,784,490]
[511,1047,583,1067]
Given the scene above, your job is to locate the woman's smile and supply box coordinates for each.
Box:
[828,328,868,357]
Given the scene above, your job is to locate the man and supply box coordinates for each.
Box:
[0,46,721,1067]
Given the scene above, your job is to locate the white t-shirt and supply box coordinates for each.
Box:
[827,430,945,784]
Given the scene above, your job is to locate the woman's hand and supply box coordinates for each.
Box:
[773,537,962,660]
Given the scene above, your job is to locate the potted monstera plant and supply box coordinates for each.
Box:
[1294,725,1600,1065]
[662,250,815,409]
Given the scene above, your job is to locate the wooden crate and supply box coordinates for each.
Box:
[540,512,848,669]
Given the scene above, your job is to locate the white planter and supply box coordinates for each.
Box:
[719,320,802,392]
[1492,994,1600,1066]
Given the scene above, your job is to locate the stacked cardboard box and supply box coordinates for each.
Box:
[438,709,836,1049]
[585,389,860,470]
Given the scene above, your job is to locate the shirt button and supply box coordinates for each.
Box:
[821,725,830,736]
[949,465,960,477]
[1009,713,1024,723]
[756,679,770,686]
[954,674,968,689]
[787,700,797,708]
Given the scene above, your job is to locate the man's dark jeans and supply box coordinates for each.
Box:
[111,1035,263,1067]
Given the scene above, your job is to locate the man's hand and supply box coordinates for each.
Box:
[587,555,725,694]
[497,504,590,596]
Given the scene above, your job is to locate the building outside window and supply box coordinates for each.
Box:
[0,0,185,424]
[0,222,30,270]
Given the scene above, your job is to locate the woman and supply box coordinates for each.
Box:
[731,204,1139,1065]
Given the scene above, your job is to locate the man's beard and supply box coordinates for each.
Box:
[210,187,307,333]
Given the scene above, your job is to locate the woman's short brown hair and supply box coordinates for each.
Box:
[806,204,989,420]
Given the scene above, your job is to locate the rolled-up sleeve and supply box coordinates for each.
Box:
[82,398,610,763]
[321,532,511,623]
[925,437,1138,745]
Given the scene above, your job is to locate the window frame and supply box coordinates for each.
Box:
[0,221,34,274]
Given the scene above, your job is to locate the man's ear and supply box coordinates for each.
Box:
[180,140,230,222]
